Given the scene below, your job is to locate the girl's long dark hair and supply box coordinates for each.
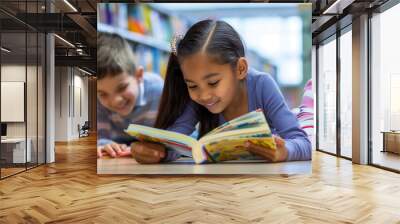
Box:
[154,19,245,138]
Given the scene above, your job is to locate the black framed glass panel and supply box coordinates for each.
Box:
[0,0,47,179]
[370,3,400,171]
[0,1,28,178]
[317,35,337,155]
[339,27,352,159]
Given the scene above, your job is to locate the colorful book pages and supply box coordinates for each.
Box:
[125,125,197,157]
[125,110,276,164]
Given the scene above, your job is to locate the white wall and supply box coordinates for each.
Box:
[1,64,45,164]
[55,66,69,141]
[1,65,26,139]
[72,73,89,137]
[54,67,89,141]
[1,65,35,137]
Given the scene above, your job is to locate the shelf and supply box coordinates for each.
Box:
[98,23,171,52]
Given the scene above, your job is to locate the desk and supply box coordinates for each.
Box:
[97,157,312,175]
[1,138,31,163]
[381,131,400,154]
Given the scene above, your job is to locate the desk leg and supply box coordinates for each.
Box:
[382,133,386,153]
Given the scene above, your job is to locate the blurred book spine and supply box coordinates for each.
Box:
[98,3,188,77]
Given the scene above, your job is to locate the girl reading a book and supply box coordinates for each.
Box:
[131,19,311,164]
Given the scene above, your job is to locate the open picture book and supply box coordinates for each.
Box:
[125,109,276,164]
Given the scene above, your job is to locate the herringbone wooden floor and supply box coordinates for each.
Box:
[1,134,400,223]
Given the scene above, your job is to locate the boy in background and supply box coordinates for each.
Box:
[97,32,164,158]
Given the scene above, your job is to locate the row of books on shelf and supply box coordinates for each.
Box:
[97,3,279,82]
[98,3,188,44]
[126,43,277,84]
[246,49,277,78]
[133,45,169,77]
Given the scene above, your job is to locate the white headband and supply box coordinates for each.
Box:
[170,34,183,56]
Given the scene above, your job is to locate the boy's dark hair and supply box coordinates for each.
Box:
[154,20,245,138]
[97,32,136,80]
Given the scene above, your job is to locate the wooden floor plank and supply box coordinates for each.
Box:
[0,134,399,223]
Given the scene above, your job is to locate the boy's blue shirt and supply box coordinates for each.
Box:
[97,72,164,146]
[165,68,312,162]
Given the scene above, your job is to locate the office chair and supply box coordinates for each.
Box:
[78,121,90,138]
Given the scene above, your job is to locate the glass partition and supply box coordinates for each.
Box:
[339,28,352,158]
[0,0,46,179]
[370,3,400,171]
[317,36,337,155]
[0,3,28,177]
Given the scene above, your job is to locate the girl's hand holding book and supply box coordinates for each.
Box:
[131,142,166,164]
[244,136,288,162]
[97,143,131,158]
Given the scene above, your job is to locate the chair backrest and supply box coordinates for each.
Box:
[82,121,90,129]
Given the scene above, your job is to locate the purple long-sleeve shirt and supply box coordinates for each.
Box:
[164,68,312,162]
